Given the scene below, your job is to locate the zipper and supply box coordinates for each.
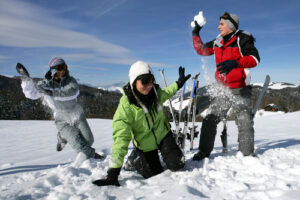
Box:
[145,113,159,147]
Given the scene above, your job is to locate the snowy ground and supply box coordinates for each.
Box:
[0,111,300,200]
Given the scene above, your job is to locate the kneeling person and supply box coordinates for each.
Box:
[93,61,190,186]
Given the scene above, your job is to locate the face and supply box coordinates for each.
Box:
[135,79,153,95]
[55,69,65,79]
[218,19,233,37]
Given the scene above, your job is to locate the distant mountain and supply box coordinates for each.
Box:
[1,74,299,121]
[253,82,298,90]
[163,82,300,122]
[0,75,121,120]
[98,81,126,93]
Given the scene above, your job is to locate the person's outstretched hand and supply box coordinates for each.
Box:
[45,70,52,80]
[176,66,191,89]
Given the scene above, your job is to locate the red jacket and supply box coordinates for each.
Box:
[193,30,260,88]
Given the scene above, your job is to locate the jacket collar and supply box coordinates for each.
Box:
[215,29,240,48]
[123,82,161,112]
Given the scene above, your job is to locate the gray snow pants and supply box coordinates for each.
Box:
[199,86,254,156]
[54,110,95,158]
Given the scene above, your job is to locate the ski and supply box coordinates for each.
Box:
[189,73,200,150]
[253,75,271,116]
[179,73,200,150]
[177,83,186,149]
[159,69,180,137]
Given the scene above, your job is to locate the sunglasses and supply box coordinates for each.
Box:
[51,64,66,71]
[220,12,238,30]
[138,74,154,85]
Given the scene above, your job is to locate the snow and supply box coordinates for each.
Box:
[191,11,206,28]
[98,86,123,93]
[252,82,299,90]
[1,111,300,199]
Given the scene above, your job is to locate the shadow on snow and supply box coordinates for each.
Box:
[0,162,70,176]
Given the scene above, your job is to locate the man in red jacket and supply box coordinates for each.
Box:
[192,12,260,161]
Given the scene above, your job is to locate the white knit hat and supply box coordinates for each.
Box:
[129,60,154,86]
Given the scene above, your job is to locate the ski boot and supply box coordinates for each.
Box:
[94,153,104,159]
[192,151,209,161]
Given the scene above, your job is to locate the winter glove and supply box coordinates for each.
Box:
[92,168,121,187]
[192,21,202,36]
[16,63,30,78]
[45,70,52,80]
[176,66,191,89]
[217,60,238,75]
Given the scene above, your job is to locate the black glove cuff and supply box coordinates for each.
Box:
[176,81,184,90]
[45,70,52,80]
[192,28,201,37]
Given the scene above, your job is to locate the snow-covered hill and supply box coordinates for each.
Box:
[252,82,299,90]
[98,82,125,93]
[98,86,123,93]
[0,111,300,199]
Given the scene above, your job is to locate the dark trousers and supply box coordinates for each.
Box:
[199,86,254,156]
[132,132,185,178]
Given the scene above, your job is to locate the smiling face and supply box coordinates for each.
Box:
[218,19,233,37]
[135,79,153,95]
[55,69,66,79]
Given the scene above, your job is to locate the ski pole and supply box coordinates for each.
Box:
[190,73,200,150]
[220,119,228,153]
[159,69,179,136]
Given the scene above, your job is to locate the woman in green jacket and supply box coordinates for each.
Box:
[93,60,190,186]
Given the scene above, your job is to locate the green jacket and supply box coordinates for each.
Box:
[110,82,178,168]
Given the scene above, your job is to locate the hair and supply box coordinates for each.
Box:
[53,64,69,81]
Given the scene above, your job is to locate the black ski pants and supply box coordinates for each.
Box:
[133,132,185,178]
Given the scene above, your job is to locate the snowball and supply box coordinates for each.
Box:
[191,11,206,28]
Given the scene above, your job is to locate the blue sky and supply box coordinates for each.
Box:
[0,0,299,88]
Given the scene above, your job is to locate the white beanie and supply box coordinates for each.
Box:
[129,61,154,86]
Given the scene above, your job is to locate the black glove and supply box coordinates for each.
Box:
[217,60,238,75]
[16,63,30,77]
[192,21,202,36]
[45,70,52,80]
[92,168,121,187]
[176,66,191,89]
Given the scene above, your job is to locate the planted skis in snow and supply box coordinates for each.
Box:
[179,73,200,151]
[189,73,200,150]
[253,75,271,116]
